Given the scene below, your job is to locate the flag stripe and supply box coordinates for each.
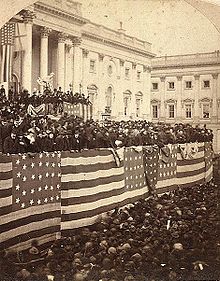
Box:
[0,203,60,225]
[177,167,205,178]
[62,185,126,206]
[0,205,12,216]
[62,161,118,174]
[176,161,204,171]
[61,180,125,198]
[8,233,58,252]
[0,178,12,189]
[0,210,60,233]
[62,167,124,182]
[62,155,113,166]
[62,186,147,215]
[0,170,13,180]
[61,174,124,190]
[0,225,60,251]
[62,186,148,223]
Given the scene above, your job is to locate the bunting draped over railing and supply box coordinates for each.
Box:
[0,142,213,251]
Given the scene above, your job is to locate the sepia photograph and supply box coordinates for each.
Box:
[0,0,220,280]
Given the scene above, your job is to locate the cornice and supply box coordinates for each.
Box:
[34,3,88,26]
[82,32,155,58]
[152,61,220,70]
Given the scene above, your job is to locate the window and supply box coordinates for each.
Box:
[125,68,130,79]
[185,104,192,118]
[152,83,158,90]
[136,98,141,117]
[90,60,96,73]
[203,80,210,88]
[124,97,129,116]
[152,105,158,119]
[185,81,192,89]
[108,65,113,75]
[168,104,175,118]
[202,104,210,119]
[168,82,175,90]
[137,71,141,81]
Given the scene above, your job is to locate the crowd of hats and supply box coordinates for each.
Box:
[0,87,91,119]
[0,109,214,154]
[0,181,219,281]
[0,87,214,154]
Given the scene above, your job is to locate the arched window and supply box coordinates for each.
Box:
[123,90,132,116]
[135,91,143,117]
[87,84,98,104]
[105,86,113,112]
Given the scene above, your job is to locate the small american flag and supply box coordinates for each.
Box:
[1,23,15,46]
[0,22,15,83]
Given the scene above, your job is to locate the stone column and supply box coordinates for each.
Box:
[176,75,182,122]
[72,37,82,93]
[194,74,200,124]
[57,32,67,91]
[82,48,89,93]
[130,62,137,119]
[142,65,151,121]
[98,53,105,77]
[21,10,35,93]
[118,59,125,118]
[160,76,166,121]
[40,26,51,92]
[65,40,74,91]
[212,73,218,123]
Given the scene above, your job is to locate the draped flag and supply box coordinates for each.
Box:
[27,104,46,117]
[61,149,125,234]
[204,142,213,182]
[0,142,213,250]
[0,22,15,83]
[176,142,205,188]
[0,152,61,251]
[143,145,159,194]
[124,146,149,196]
[156,144,178,192]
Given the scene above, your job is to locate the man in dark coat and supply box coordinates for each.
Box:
[3,131,20,154]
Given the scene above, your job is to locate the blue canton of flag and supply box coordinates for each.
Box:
[12,152,61,210]
[124,147,146,190]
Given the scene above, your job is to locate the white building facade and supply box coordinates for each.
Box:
[2,0,154,121]
[151,52,220,152]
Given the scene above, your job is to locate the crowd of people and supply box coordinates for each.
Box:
[0,181,219,280]
[0,86,214,154]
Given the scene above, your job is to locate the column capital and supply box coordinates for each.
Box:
[160,76,165,82]
[82,49,89,58]
[72,36,82,46]
[194,74,200,80]
[143,65,151,72]
[132,62,137,69]
[57,32,68,43]
[20,9,36,24]
[40,26,52,38]
[212,73,219,79]
[177,75,182,81]
[99,53,105,61]
[65,39,73,52]
[119,58,125,66]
